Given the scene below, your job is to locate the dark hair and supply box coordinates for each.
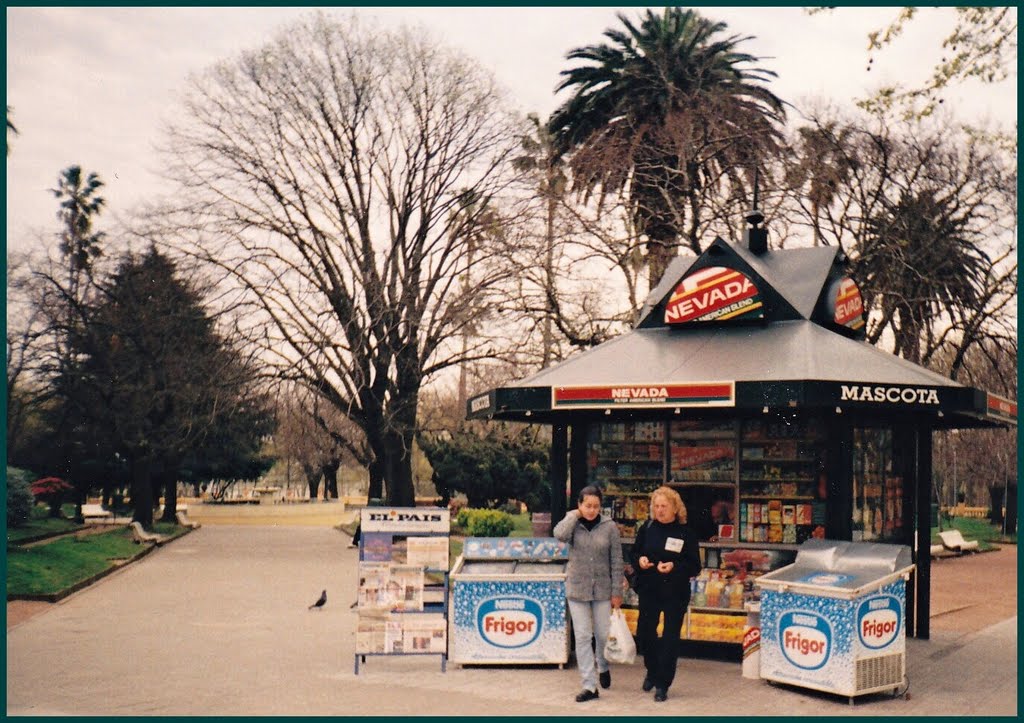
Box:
[578,485,602,504]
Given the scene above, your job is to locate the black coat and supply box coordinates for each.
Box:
[630,519,703,601]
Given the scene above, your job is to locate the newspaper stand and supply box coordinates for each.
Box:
[755,539,914,703]
[450,537,570,666]
[353,507,450,674]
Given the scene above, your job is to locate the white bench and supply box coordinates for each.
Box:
[176,510,201,529]
[82,504,114,521]
[129,521,167,546]
[938,529,980,553]
[930,543,945,557]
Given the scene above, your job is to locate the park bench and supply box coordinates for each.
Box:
[81,503,114,522]
[930,543,945,558]
[129,521,167,546]
[176,510,201,529]
[938,529,980,554]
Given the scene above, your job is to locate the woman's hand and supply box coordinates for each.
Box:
[638,555,654,570]
[610,595,623,609]
[656,560,674,574]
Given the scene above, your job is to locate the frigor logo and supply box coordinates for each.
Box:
[477,598,543,648]
[779,611,832,670]
[857,595,902,649]
[840,385,939,405]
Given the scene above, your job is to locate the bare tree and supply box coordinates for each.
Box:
[778,109,1017,371]
[159,13,523,505]
[810,7,1018,120]
[272,383,367,500]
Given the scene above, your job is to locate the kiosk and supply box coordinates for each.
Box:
[467,218,1015,644]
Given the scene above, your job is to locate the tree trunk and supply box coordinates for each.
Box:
[321,458,340,499]
[367,456,384,502]
[381,429,416,506]
[160,467,179,523]
[302,462,321,500]
[130,455,155,529]
[646,238,677,293]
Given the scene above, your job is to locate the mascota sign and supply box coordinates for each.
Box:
[664,266,763,324]
[553,382,735,409]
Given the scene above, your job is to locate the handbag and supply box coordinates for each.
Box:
[603,608,637,664]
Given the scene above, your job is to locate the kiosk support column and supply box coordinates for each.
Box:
[568,422,590,510]
[549,424,568,535]
[912,427,932,639]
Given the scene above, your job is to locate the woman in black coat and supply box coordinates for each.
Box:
[631,486,702,702]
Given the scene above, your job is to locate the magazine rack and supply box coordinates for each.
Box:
[353,507,450,674]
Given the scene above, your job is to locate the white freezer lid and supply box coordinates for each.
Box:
[755,538,914,598]
[452,560,567,577]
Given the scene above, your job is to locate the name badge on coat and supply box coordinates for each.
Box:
[664,537,683,553]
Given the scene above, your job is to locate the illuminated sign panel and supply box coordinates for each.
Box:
[553,382,735,409]
[664,267,763,324]
[828,276,865,331]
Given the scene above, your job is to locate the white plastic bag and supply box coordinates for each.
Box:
[603,608,637,664]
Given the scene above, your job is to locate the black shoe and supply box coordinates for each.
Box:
[575,689,599,703]
[654,688,668,702]
[642,676,655,692]
[599,670,611,689]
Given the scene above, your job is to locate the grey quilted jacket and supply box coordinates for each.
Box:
[553,510,625,602]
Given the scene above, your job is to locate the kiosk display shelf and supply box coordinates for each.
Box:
[738,419,827,545]
[353,507,450,674]
[588,420,809,645]
[588,422,664,492]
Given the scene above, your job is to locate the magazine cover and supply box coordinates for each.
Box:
[407,536,449,569]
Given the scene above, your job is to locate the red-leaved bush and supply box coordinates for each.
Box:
[30,477,72,498]
[31,476,73,517]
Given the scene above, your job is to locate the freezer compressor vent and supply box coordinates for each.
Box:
[855,652,903,691]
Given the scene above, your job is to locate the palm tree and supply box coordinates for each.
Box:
[513,114,568,366]
[51,165,106,297]
[549,7,787,288]
[858,189,991,365]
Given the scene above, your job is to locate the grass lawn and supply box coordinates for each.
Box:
[6,516,84,544]
[930,516,1014,551]
[7,527,143,596]
[7,520,187,597]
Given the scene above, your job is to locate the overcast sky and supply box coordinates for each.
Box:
[6,6,1017,256]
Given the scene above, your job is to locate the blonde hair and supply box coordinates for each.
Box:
[651,486,687,524]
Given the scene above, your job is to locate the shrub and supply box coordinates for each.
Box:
[6,466,35,527]
[30,476,73,517]
[498,500,523,515]
[455,507,474,530]
[465,509,514,538]
[448,497,468,520]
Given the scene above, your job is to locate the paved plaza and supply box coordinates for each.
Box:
[6,521,1018,717]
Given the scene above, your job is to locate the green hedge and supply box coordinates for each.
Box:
[458,508,515,537]
[6,466,35,527]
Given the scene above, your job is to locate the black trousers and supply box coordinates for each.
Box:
[636,593,687,689]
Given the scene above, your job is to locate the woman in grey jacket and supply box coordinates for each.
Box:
[553,485,625,702]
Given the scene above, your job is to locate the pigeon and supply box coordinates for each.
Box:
[309,589,327,610]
